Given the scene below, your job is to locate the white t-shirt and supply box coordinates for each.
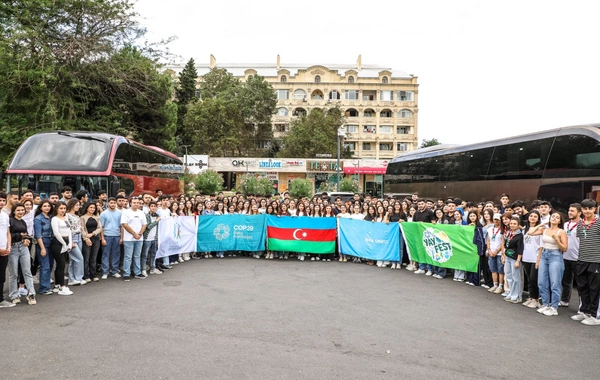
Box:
[349,214,365,221]
[522,233,541,263]
[488,225,503,251]
[563,220,580,261]
[121,209,147,241]
[156,207,172,220]
[0,212,9,250]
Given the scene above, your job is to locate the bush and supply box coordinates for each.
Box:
[340,177,358,192]
[192,169,223,195]
[239,174,273,196]
[289,178,313,199]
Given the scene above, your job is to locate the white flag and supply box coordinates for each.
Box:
[156,216,197,259]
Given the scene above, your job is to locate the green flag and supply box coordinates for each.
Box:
[400,222,479,272]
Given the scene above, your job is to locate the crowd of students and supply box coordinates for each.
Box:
[0,188,599,326]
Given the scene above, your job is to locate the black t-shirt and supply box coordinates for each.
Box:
[389,212,406,223]
[86,218,98,235]
[413,209,434,223]
[9,217,29,243]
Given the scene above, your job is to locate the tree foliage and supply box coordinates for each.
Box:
[183,68,276,157]
[238,175,273,196]
[0,0,176,168]
[276,107,346,158]
[288,178,313,199]
[192,169,223,195]
[175,58,198,152]
[420,138,441,148]
[340,177,359,192]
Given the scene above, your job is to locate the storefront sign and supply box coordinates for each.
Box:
[258,159,282,169]
[231,159,256,167]
[182,155,209,174]
[306,161,343,172]
[283,160,304,167]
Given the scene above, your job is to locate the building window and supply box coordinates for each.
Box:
[380,90,393,101]
[274,124,289,132]
[345,108,358,117]
[329,90,340,100]
[281,75,287,83]
[363,125,376,134]
[293,89,307,100]
[396,126,410,134]
[315,75,321,83]
[398,109,412,118]
[344,142,356,151]
[380,143,392,151]
[363,142,372,151]
[311,90,323,100]
[398,91,414,101]
[346,125,358,133]
[344,90,359,100]
[380,109,392,118]
[397,142,408,152]
[379,126,392,134]
[194,90,201,99]
[276,107,289,116]
[382,76,388,84]
[348,76,354,83]
[364,109,375,117]
[276,90,289,100]
[292,108,306,117]
[257,140,270,149]
[362,92,376,101]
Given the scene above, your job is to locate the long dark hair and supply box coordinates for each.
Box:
[467,211,482,227]
[34,200,54,217]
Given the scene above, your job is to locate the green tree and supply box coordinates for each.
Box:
[175,58,198,152]
[277,107,346,158]
[0,0,176,168]
[420,138,441,148]
[238,175,273,196]
[340,177,359,192]
[192,170,223,195]
[288,178,313,199]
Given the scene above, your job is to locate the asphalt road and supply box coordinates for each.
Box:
[2,258,599,379]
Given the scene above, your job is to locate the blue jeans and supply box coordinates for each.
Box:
[142,240,157,270]
[505,257,522,301]
[102,236,121,275]
[9,242,35,299]
[433,266,447,277]
[69,234,84,282]
[123,240,143,277]
[36,237,53,293]
[538,249,564,309]
[419,263,432,271]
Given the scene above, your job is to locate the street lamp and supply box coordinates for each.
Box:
[182,145,190,171]
[336,126,347,191]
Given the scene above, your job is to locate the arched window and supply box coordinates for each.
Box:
[293,108,307,117]
[293,89,307,100]
[382,76,388,84]
[380,109,392,118]
[348,76,354,83]
[281,75,287,83]
[276,107,289,116]
[398,109,413,118]
[311,90,324,100]
[363,109,375,117]
[345,108,359,117]
[315,75,321,83]
[328,90,340,100]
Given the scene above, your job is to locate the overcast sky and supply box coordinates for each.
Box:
[135,0,599,146]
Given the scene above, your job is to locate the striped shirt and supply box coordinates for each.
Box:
[576,219,600,263]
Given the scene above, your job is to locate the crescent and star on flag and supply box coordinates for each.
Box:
[292,229,308,240]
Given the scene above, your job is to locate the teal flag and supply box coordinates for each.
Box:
[400,222,479,272]
[197,214,266,252]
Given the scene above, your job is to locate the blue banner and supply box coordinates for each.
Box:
[197,214,267,252]
[338,219,401,261]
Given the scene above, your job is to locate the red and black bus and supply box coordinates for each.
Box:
[4,131,183,198]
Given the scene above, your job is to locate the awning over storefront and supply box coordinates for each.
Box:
[343,167,387,175]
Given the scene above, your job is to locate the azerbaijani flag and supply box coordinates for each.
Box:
[267,215,336,254]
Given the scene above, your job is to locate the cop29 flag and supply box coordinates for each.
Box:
[156,216,197,259]
[338,219,400,261]
[197,214,267,252]
[400,222,479,272]
[267,216,336,254]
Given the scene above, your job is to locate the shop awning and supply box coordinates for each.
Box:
[343,167,387,174]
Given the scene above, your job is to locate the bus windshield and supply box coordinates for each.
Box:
[15,174,110,199]
[9,133,111,171]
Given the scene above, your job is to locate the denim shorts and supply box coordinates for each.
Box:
[488,255,504,274]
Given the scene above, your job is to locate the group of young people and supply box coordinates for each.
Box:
[1,188,599,327]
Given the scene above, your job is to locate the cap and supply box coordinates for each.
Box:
[493,213,501,220]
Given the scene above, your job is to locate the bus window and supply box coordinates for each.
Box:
[463,147,494,181]
[545,135,600,178]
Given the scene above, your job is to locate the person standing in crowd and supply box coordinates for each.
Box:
[521,211,542,309]
[387,202,406,269]
[142,201,162,274]
[571,199,600,325]
[65,199,85,286]
[501,216,524,303]
[528,212,567,316]
[97,190,108,211]
[413,200,434,275]
[8,203,36,305]
[50,202,73,296]
[561,203,581,308]
[466,211,484,286]
[100,198,122,279]
[538,201,551,224]
[499,194,510,214]
[75,190,88,207]
[59,186,72,203]
[0,193,13,308]
[81,202,103,282]
[121,197,147,281]
[479,209,494,288]
[33,200,54,295]
[156,195,173,270]
[487,214,505,294]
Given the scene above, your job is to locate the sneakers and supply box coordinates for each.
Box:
[466,282,475,286]
[101,274,108,280]
[571,312,590,321]
[178,257,184,263]
[559,301,569,307]
[488,286,498,293]
[11,298,21,304]
[522,299,533,307]
[543,307,558,316]
[432,274,442,279]
[481,284,490,289]
[85,278,92,283]
[425,270,432,276]
[112,273,122,278]
[0,300,16,308]
[141,270,148,277]
[581,316,600,326]
[92,277,99,282]
[493,286,504,294]
[300,256,305,261]
[58,286,73,296]
[537,305,550,314]
[52,285,60,293]
[27,294,36,305]
[40,290,53,296]
[68,280,80,286]
[150,268,163,275]
[134,274,146,280]
[527,299,540,309]
[509,298,521,304]
[414,269,425,274]
[500,291,509,297]
[124,276,131,282]
[406,264,414,271]
[79,280,86,286]
[18,288,28,296]
[159,264,171,271]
